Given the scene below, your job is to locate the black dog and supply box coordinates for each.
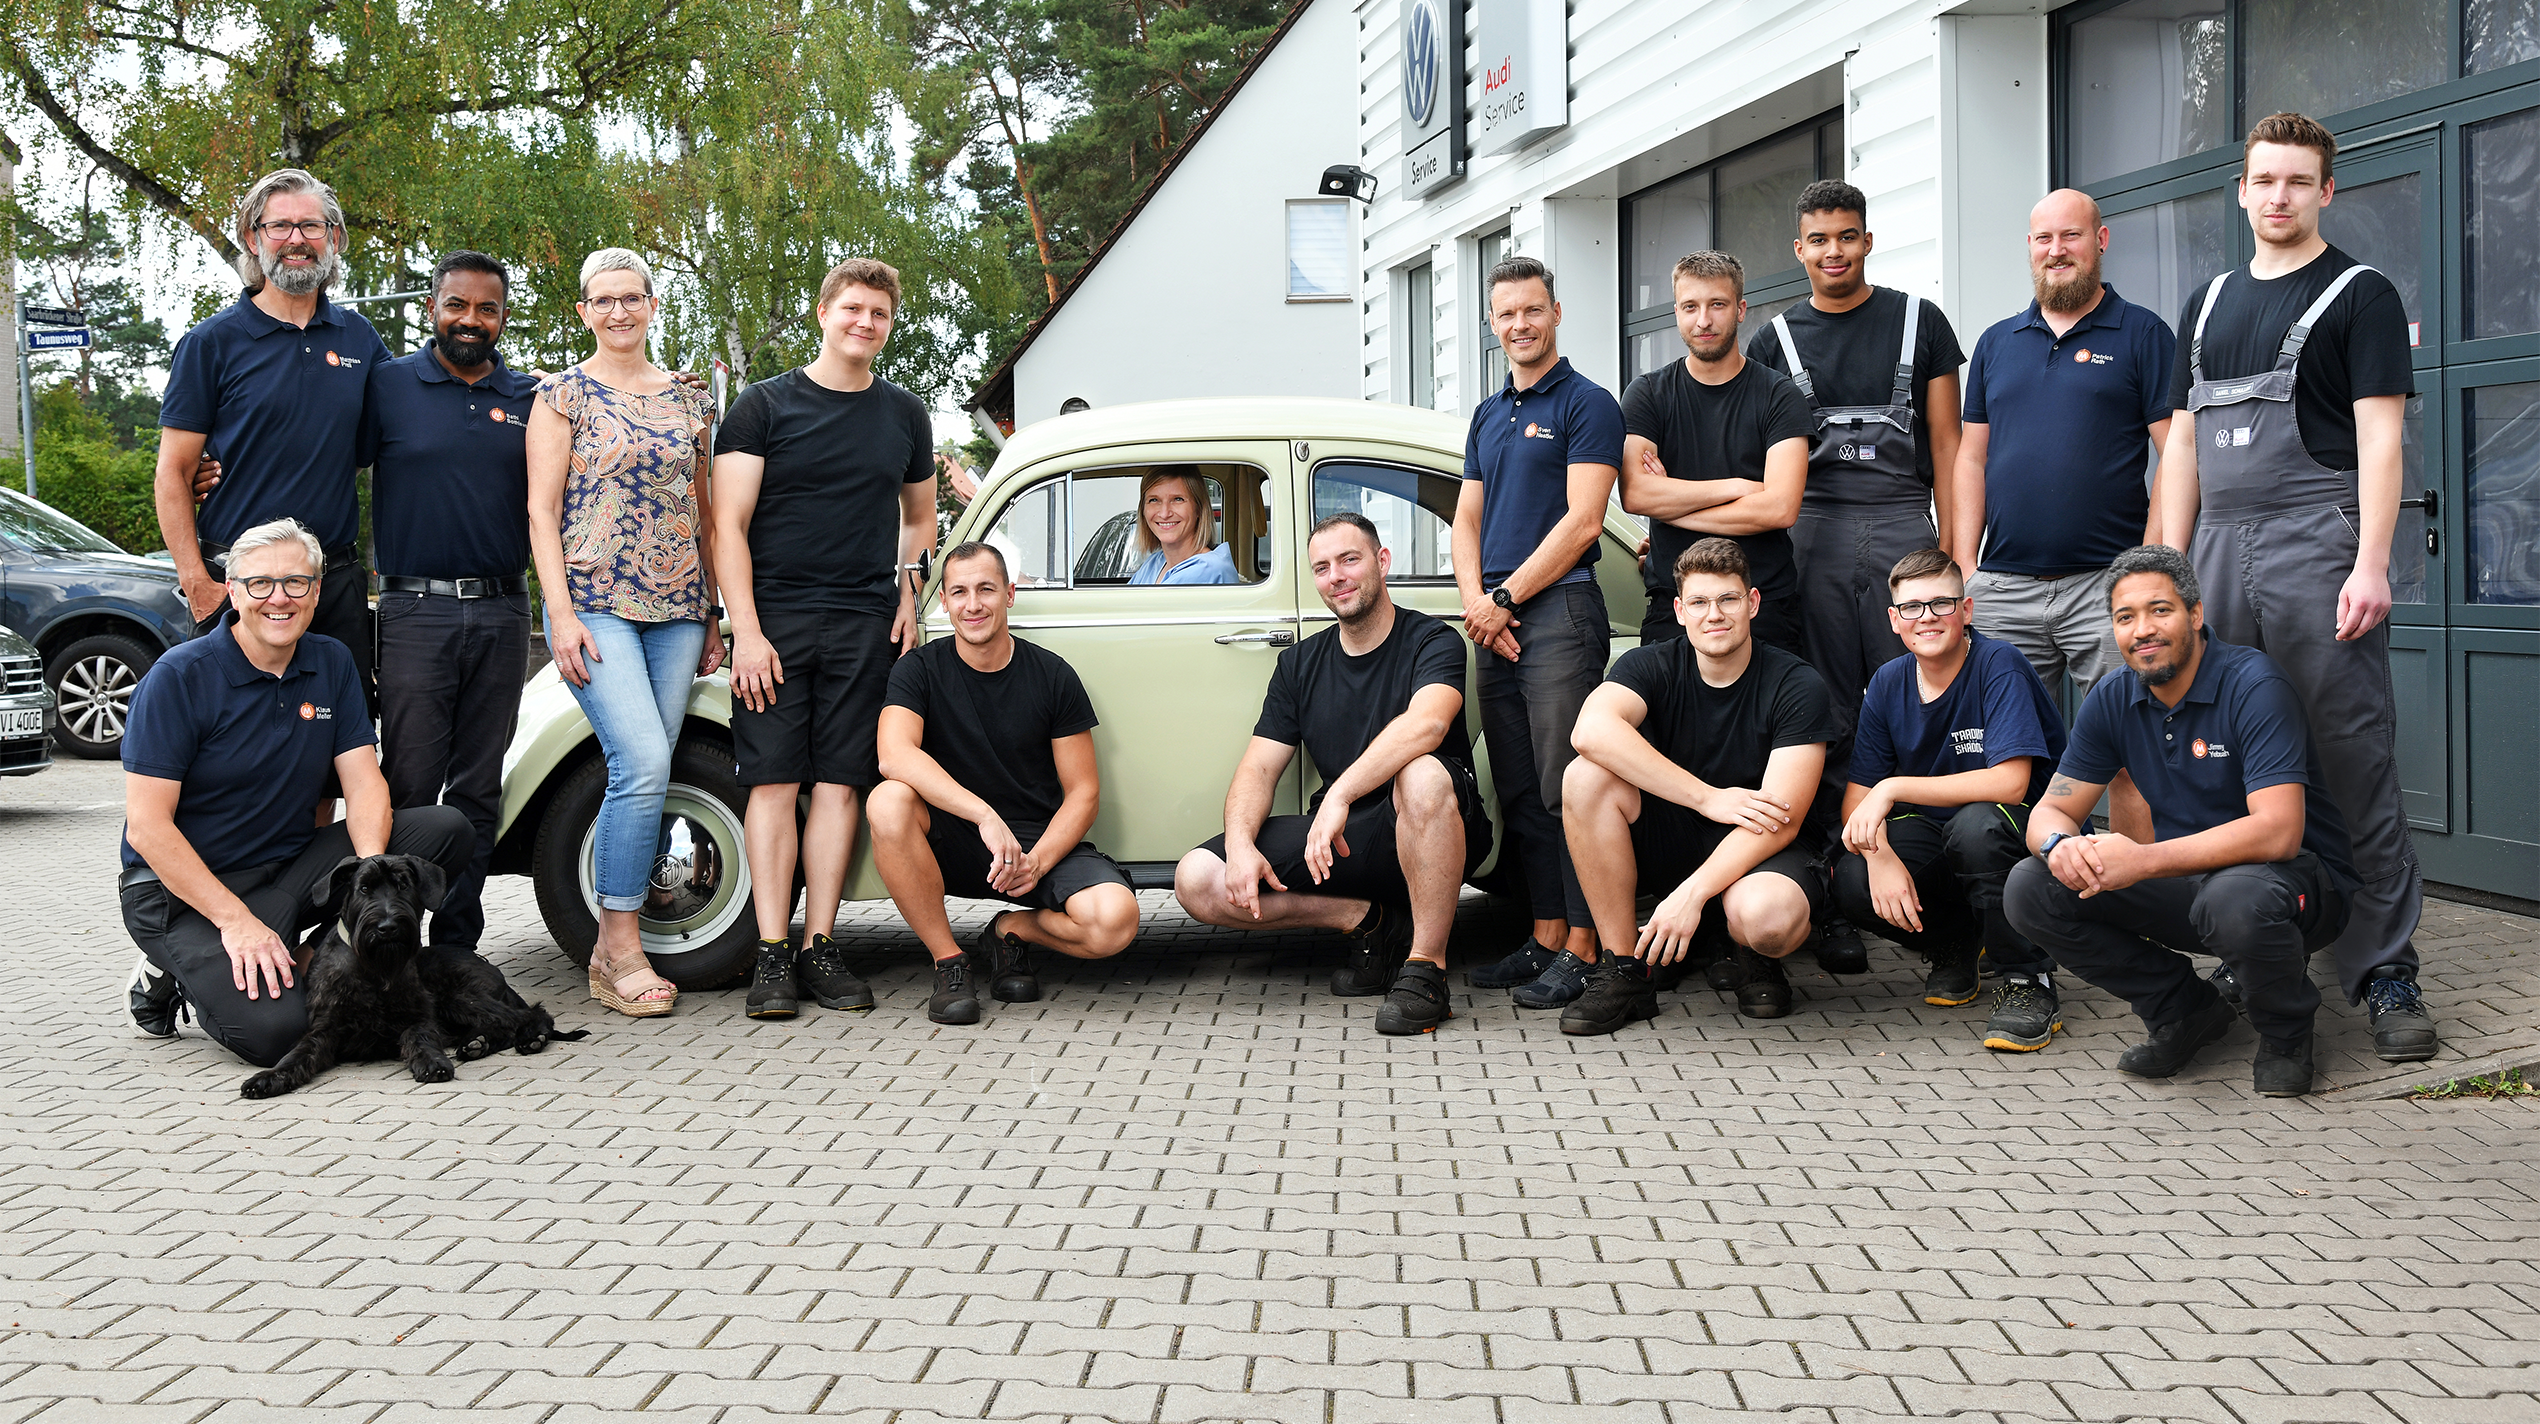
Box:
[241,854,587,1098]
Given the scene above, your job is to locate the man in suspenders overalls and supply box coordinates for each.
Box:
[2155,112,2435,1064]
[1747,180,1967,984]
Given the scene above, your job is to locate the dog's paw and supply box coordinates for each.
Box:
[515,1034,548,1055]
[411,1059,455,1085]
[453,1035,496,1062]
[241,1070,294,1099]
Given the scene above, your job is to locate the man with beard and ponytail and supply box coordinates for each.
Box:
[1950,188,2173,842]
[354,250,539,956]
[156,169,391,705]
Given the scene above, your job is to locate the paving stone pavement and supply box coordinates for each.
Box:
[6,755,2538,1423]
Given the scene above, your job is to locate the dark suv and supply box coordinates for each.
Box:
[0,487,194,758]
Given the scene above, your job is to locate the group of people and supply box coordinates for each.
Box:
[115,107,2436,1099]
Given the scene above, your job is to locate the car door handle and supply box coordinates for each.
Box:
[1214,629,1296,647]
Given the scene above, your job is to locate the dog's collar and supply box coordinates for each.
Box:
[337,917,356,947]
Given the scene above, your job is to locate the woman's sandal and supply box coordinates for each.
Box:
[589,948,678,1017]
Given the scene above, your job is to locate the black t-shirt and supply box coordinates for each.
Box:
[1256,609,1470,803]
[2168,245,2415,473]
[884,636,1099,826]
[1745,286,1967,490]
[1619,358,1815,597]
[714,368,935,615]
[1604,639,1841,794]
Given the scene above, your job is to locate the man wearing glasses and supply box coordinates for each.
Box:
[1826,549,2067,1050]
[155,169,390,707]
[118,519,473,1067]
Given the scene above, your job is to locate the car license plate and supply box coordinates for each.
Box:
[0,708,46,737]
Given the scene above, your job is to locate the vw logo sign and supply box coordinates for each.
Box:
[1404,0,1441,128]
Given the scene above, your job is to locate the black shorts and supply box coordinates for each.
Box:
[731,607,896,787]
[1629,797,1828,925]
[1198,755,1489,907]
[927,817,1131,911]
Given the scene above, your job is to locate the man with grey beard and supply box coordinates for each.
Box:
[156,168,391,705]
[1948,187,2175,841]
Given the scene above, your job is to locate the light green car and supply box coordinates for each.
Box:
[491,397,1651,988]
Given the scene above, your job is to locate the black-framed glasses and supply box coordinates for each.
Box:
[579,293,651,313]
[253,219,335,241]
[1891,596,1965,619]
[232,574,317,599]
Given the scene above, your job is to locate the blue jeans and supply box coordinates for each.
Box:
[551,610,705,911]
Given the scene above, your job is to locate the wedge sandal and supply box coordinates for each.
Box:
[589,951,677,1017]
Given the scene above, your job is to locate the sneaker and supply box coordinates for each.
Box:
[745,940,799,1020]
[1332,903,1412,997]
[1374,961,1452,1035]
[797,934,874,1010]
[1467,938,1558,990]
[2209,962,2244,1010]
[1922,944,1981,1007]
[1733,946,1791,1018]
[2364,969,2437,1063]
[1510,950,1597,1009]
[1647,949,1695,992]
[1812,924,1869,975]
[2114,996,2238,1078]
[928,954,982,1025]
[1981,976,2062,1052]
[1702,940,1746,992]
[2253,1032,2315,1097]
[128,954,182,1038]
[975,917,1041,1004]
[1562,956,1658,1036]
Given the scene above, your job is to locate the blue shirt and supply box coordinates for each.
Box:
[361,343,538,580]
[1849,629,2066,816]
[2058,631,2357,887]
[119,615,377,872]
[1130,544,1239,586]
[1461,357,1624,587]
[1962,286,2176,577]
[160,293,389,551]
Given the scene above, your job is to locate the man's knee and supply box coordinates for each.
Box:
[1068,884,1141,957]
[1173,849,1229,921]
[1943,802,2023,874]
[1560,755,1629,822]
[1724,876,1811,956]
[1827,852,1874,921]
[216,1002,309,1070]
[865,781,926,840]
[2191,865,2301,948]
[2003,858,2071,941]
[1392,756,1456,824]
[389,804,477,877]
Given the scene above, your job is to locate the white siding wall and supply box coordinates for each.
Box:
[1938,13,2053,341]
[1012,0,1361,428]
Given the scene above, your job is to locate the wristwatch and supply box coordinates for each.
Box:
[1491,586,1516,611]
[2038,831,2072,862]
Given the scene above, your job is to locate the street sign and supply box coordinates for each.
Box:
[26,328,92,350]
[21,305,83,327]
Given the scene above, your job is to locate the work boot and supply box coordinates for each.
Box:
[745,939,798,1020]
[1733,945,1791,1019]
[1922,943,1982,1007]
[2253,1032,2316,1097]
[797,934,873,1010]
[2114,996,2238,1078]
[1562,955,1658,1037]
[1373,960,1452,1035]
[128,953,182,1038]
[1332,903,1412,997]
[928,953,982,1025]
[975,917,1041,1003]
[1467,937,1558,990]
[1510,950,1597,1009]
[1812,922,1869,975]
[2364,967,2437,1062]
[1981,975,2062,1052]
[2209,961,2244,1010]
[1703,939,1747,992]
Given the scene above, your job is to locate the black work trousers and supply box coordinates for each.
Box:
[376,590,531,949]
[1829,802,2050,977]
[2004,852,2348,1044]
[1478,580,1608,927]
[119,806,475,1067]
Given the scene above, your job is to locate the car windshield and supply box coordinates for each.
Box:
[0,487,121,554]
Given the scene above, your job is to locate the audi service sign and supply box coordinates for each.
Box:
[1471,0,1567,158]
[1399,0,1464,200]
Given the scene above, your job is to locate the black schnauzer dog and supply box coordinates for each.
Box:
[241,854,587,1098]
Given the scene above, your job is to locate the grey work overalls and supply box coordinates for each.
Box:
[2186,265,2421,1000]
[1772,296,1941,754]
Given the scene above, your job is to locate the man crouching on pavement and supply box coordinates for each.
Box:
[120,518,474,1066]
[870,542,1139,1025]
[1558,537,1839,1033]
[1174,513,1490,1035]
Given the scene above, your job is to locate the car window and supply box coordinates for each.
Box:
[0,487,120,555]
[980,464,1271,588]
[1311,460,1457,583]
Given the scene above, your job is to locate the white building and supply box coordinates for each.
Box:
[970,0,2539,904]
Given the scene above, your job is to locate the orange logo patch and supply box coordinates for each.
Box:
[2191,738,2209,758]
[299,702,317,721]
[1523,422,1540,438]
[490,408,507,423]
[324,350,340,366]
[2073,349,2092,363]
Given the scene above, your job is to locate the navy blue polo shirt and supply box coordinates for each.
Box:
[1962,285,2176,577]
[1462,357,1625,588]
[1850,629,2067,815]
[161,293,388,552]
[119,614,376,873]
[2058,631,2357,886]
[361,343,538,579]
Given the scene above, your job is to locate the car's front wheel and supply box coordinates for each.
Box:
[47,633,156,759]
[530,734,759,990]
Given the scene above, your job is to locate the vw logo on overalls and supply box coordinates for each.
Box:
[1404,0,1442,128]
[1839,443,1857,460]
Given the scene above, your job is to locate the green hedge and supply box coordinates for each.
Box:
[28,383,162,555]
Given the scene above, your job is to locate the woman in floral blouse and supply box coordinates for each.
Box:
[527,248,727,1017]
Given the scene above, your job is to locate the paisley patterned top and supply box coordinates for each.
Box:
[540,367,716,622]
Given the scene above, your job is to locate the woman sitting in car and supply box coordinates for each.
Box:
[1128,467,1239,585]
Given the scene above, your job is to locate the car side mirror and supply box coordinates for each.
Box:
[901,549,931,585]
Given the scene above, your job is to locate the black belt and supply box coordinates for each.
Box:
[201,541,361,572]
[380,575,529,599]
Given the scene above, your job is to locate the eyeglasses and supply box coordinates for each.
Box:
[232,575,317,599]
[253,220,335,241]
[1891,596,1965,619]
[1676,595,1745,617]
[580,293,652,313]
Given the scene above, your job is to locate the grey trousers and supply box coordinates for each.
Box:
[1479,580,1609,926]
[1967,566,2122,701]
[2194,503,2421,1002]
[377,591,530,950]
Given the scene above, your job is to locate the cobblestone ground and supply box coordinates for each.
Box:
[6,756,2538,1423]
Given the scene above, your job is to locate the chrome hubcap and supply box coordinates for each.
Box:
[58,655,137,743]
[575,781,751,961]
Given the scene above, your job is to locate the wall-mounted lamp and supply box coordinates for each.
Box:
[1319,165,1379,205]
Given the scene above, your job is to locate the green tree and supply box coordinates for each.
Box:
[29,382,161,552]
[9,187,172,445]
